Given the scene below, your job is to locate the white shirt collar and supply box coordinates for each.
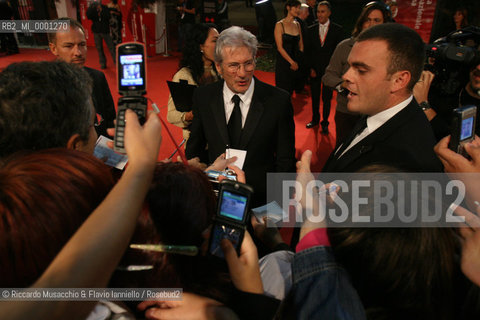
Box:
[223,78,255,127]
[223,77,255,106]
[319,19,330,28]
[366,95,413,133]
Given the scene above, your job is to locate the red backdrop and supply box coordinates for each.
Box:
[79,0,157,56]
[394,0,437,43]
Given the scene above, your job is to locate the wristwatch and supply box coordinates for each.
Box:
[419,101,431,111]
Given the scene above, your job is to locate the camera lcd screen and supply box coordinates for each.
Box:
[460,116,474,140]
[219,191,247,221]
[119,54,144,87]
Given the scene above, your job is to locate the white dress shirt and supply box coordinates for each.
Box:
[318,19,330,45]
[223,78,255,128]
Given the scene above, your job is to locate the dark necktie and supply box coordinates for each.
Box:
[334,115,368,159]
[228,94,242,148]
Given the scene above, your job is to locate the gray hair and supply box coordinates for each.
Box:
[214,26,258,63]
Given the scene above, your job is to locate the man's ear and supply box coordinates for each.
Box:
[49,42,58,57]
[215,62,223,76]
[391,70,411,93]
[66,134,83,151]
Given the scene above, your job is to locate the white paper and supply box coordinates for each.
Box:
[252,201,286,223]
[93,136,128,170]
[225,148,247,169]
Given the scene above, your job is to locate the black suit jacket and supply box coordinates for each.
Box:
[186,78,296,204]
[86,4,111,34]
[322,100,443,173]
[84,67,116,137]
[305,21,344,74]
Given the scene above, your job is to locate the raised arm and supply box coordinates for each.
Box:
[0,110,162,320]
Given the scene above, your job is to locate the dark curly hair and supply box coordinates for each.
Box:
[0,61,93,159]
[179,23,217,84]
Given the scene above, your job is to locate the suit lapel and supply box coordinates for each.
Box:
[323,25,331,46]
[324,24,337,47]
[324,101,418,171]
[238,78,264,149]
[211,81,230,146]
[331,142,374,171]
[313,26,321,48]
[324,138,373,172]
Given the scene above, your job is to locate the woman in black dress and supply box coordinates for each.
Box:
[274,0,304,95]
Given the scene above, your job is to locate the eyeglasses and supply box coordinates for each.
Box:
[225,60,255,73]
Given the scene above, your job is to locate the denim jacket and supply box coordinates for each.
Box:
[292,246,366,320]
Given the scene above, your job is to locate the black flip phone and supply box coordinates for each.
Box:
[448,105,477,158]
[208,180,254,259]
[114,42,147,153]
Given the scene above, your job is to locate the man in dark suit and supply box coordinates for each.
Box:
[322,23,443,173]
[86,1,116,69]
[305,1,344,133]
[186,26,296,205]
[48,18,116,138]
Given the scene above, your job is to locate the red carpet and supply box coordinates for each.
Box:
[0,47,336,170]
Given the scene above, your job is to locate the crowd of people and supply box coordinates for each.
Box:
[2,1,480,319]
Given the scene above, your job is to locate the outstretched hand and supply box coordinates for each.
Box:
[434,135,480,208]
[454,205,480,287]
[220,231,263,294]
[124,110,162,168]
[107,110,162,169]
[434,135,480,173]
[216,164,246,184]
[251,216,284,250]
[296,150,329,240]
[413,70,434,104]
[206,153,238,172]
[137,292,236,320]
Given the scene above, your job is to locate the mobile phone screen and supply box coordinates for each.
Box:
[119,54,144,89]
[209,224,242,258]
[219,191,247,221]
[460,116,474,141]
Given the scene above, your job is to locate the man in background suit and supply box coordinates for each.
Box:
[48,18,116,138]
[322,23,443,173]
[305,0,317,27]
[186,26,296,205]
[305,1,344,133]
[86,0,116,69]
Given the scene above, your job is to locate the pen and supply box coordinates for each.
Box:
[130,244,199,256]
[116,265,154,271]
[168,139,186,160]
